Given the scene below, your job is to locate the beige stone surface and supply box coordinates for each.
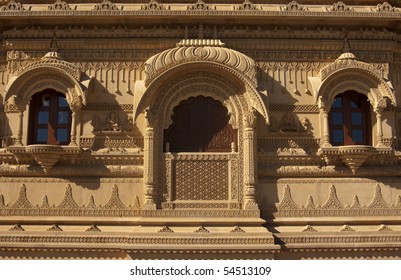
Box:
[1,0,401,259]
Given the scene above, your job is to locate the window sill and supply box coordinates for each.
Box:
[318,145,393,174]
[7,145,81,174]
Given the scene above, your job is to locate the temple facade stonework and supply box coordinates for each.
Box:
[1,0,401,259]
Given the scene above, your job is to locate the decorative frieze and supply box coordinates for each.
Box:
[82,104,133,112]
[274,184,401,218]
[0,184,142,217]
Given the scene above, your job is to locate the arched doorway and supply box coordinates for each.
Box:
[164,96,237,153]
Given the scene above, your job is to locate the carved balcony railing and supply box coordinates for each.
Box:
[162,152,240,209]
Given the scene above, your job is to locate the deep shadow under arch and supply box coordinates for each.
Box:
[164,96,237,153]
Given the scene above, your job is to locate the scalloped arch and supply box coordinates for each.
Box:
[145,43,257,88]
[316,57,396,108]
[136,61,268,125]
[4,66,86,109]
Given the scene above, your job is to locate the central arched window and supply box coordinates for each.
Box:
[329,90,371,146]
[28,89,72,145]
[164,96,237,152]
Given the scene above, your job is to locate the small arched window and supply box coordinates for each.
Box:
[28,89,72,145]
[329,90,371,146]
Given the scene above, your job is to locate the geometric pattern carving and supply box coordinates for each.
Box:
[103,185,126,209]
[322,185,343,209]
[269,104,319,112]
[10,184,32,208]
[275,184,401,217]
[0,184,138,217]
[57,185,79,209]
[174,160,228,200]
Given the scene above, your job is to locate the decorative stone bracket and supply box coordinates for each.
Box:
[318,145,393,174]
[7,145,82,173]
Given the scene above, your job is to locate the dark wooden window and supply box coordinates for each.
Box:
[329,91,371,146]
[29,89,72,145]
[164,96,237,152]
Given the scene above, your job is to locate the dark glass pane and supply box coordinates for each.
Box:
[58,111,69,124]
[58,96,69,108]
[351,112,362,125]
[350,96,361,109]
[57,128,68,142]
[37,128,48,142]
[333,129,344,143]
[352,130,363,143]
[332,97,342,108]
[332,112,343,125]
[41,95,51,107]
[38,111,49,124]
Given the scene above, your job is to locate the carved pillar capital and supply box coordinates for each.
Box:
[243,107,257,129]
[144,107,157,128]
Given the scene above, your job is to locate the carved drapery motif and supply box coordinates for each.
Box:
[375,2,395,12]
[327,2,353,12]
[48,0,71,11]
[187,0,214,10]
[0,0,24,11]
[282,1,307,11]
[234,0,261,11]
[94,0,118,11]
[141,0,169,10]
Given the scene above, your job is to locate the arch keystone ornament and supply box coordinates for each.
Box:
[134,39,269,216]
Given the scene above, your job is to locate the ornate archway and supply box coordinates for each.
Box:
[308,52,396,147]
[133,39,269,211]
[3,51,89,146]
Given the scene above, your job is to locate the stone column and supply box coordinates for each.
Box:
[13,96,26,146]
[15,110,24,146]
[318,96,331,147]
[243,108,258,210]
[143,108,157,209]
[69,111,77,146]
[68,95,82,146]
[375,108,384,147]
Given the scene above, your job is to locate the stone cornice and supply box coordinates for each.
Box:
[1,2,401,20]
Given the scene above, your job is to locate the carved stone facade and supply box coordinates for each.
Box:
[1,0,401,259]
